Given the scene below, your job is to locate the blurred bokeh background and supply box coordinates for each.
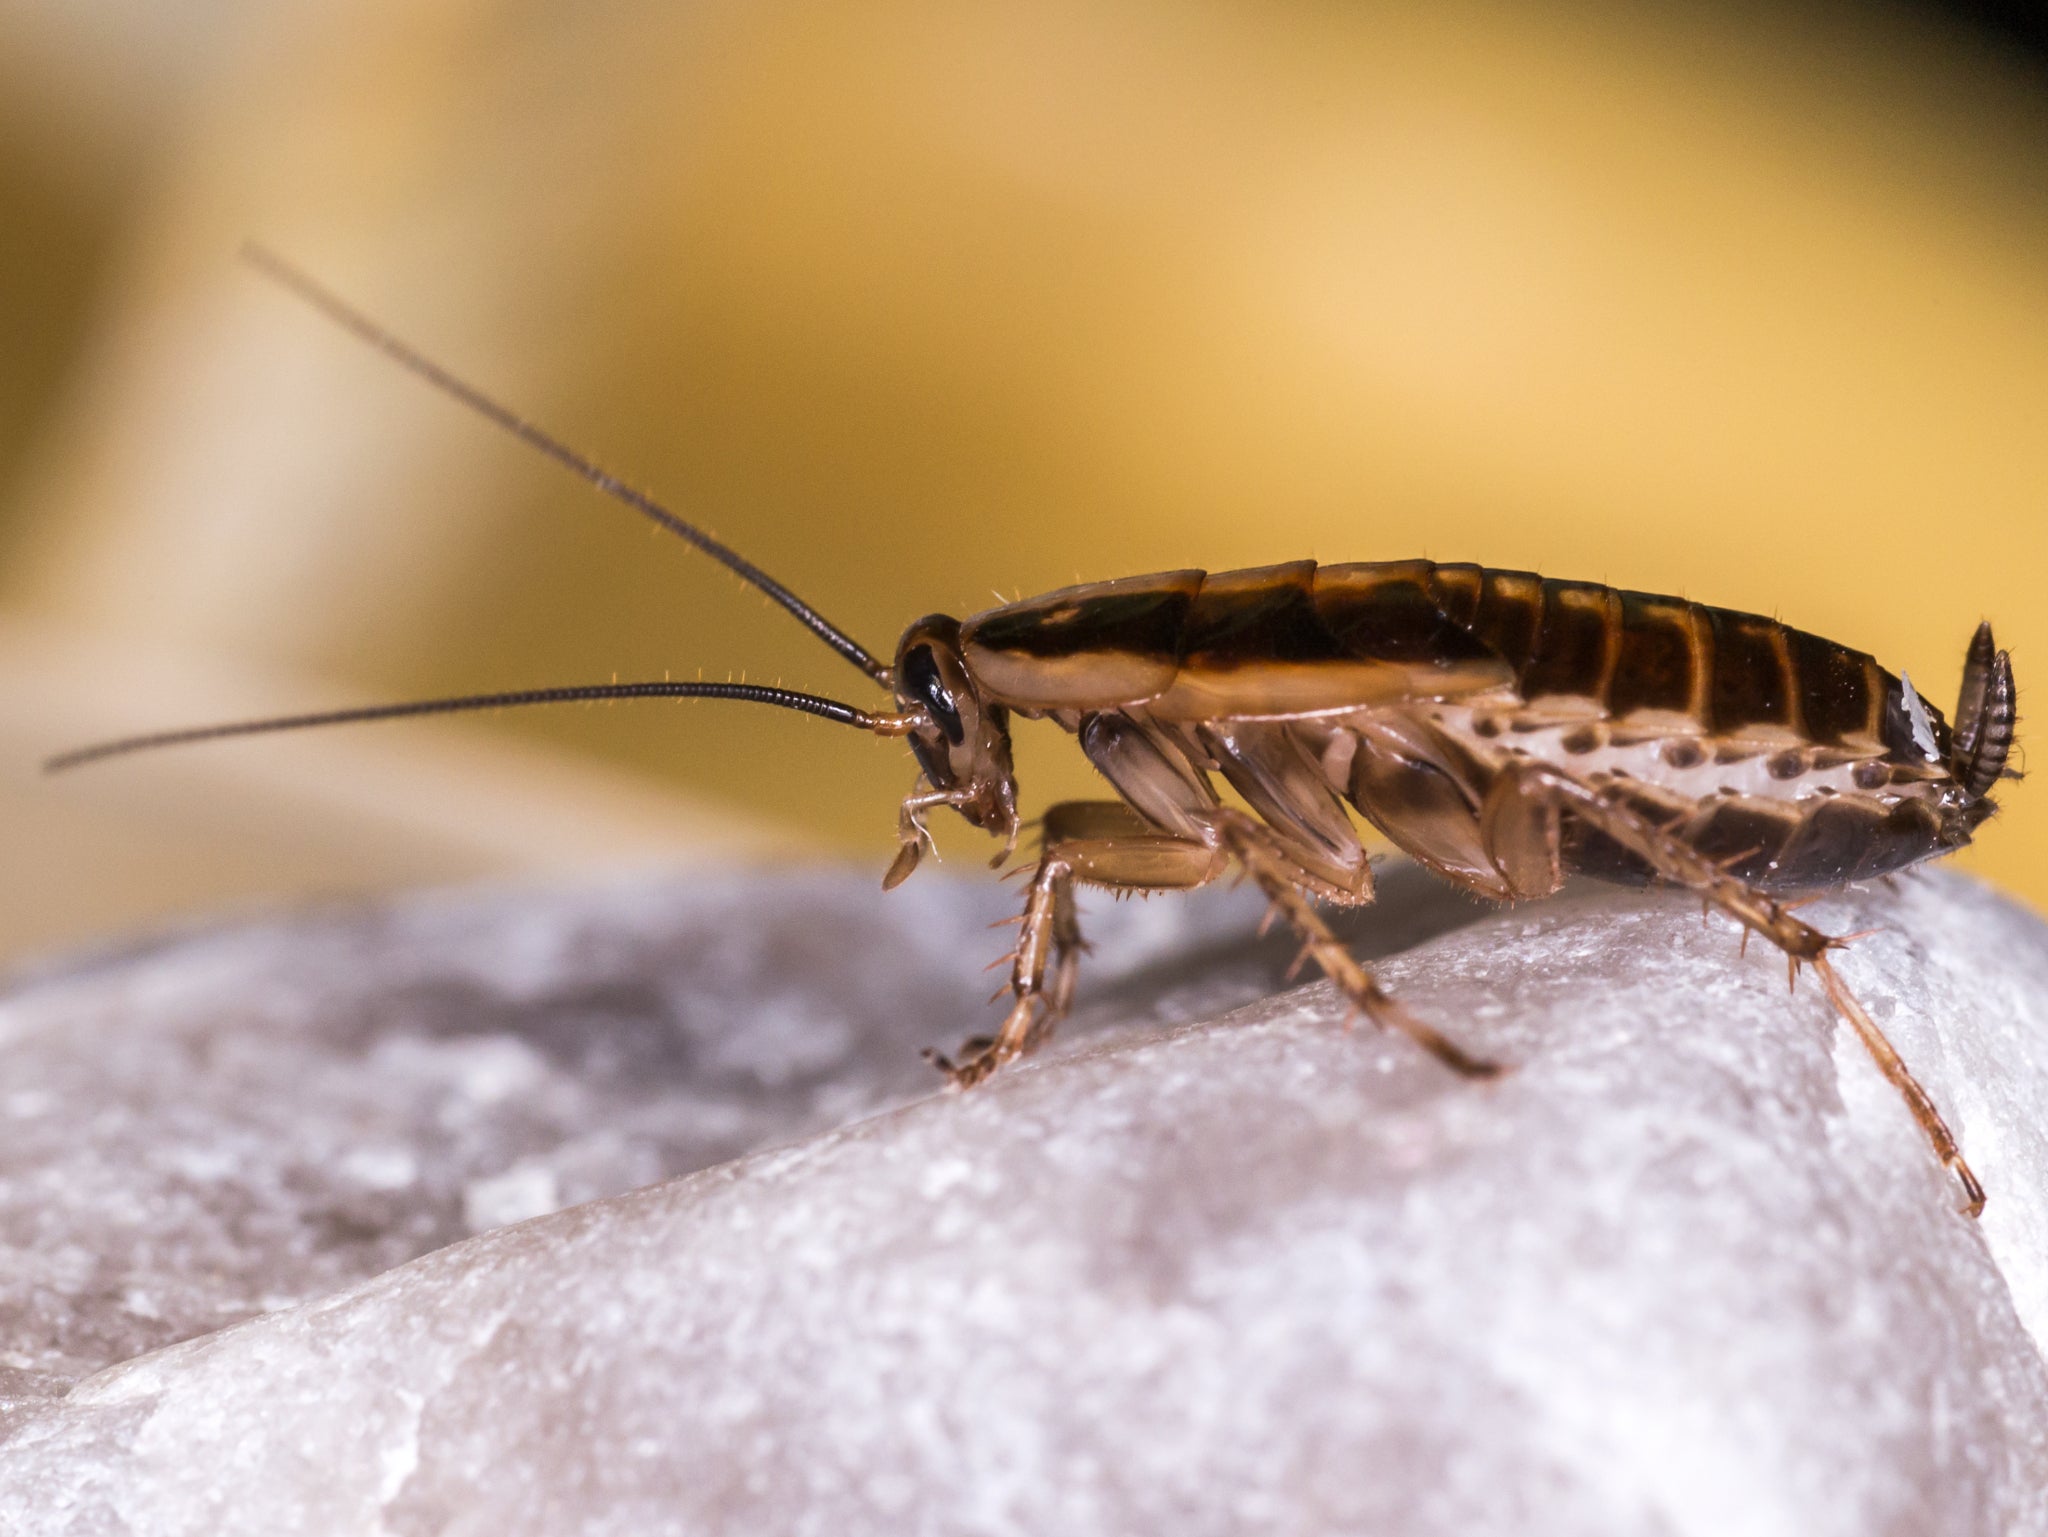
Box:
[0,0,2043,967]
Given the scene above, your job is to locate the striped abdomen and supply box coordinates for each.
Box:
[961,559,1911,752]
[1423,563,1907,748]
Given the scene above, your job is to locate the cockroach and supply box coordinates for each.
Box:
[50,249,2018,1216]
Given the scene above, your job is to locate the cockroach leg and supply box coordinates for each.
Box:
[933,798,1501,1087]
[989,817,1023,870]
[885,786,984,891]
[1211,809,1502,1080]
[1488,761,1983,1215]
[929,801,1221,1088]
[926,844,1080,1087]
[1812,953,1985,1216]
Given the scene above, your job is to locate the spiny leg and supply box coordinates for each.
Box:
[1811,954,1982,1214]
[1485,760,1983,1216]
[927,801,1224,1088]
[925,847,1081,1087]
[1211,808,1502,1079]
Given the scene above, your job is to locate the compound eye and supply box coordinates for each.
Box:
[903,645,964,745]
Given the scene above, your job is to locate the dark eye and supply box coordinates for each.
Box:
[903,645,964,744]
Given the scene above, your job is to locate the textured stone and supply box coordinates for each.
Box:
[2,866,2047,1534]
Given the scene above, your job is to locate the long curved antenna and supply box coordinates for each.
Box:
[241,243,892,685]
[45,680,911,774]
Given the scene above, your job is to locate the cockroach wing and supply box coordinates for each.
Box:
[1148,562,1512,719]
[961,571,1203,710]
[964,562,1515,719]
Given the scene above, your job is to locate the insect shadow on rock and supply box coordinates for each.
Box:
[48,247,2018,1217]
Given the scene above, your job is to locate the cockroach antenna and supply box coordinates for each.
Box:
[44,249,924,773]
[237,243,891,685]
[43,681,910,775]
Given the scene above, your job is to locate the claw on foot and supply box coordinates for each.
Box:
[1333,996,1506,1080]
[1398,1015,1506,1081]
[924,1037,1000,1089]
[1955,1158,1987,1220]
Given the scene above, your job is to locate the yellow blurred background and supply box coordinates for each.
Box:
[1,0,2043,965]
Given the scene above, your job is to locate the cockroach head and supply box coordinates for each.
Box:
[893,614,1019,837]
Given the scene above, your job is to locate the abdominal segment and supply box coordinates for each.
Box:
[1305,705,1967,897]
[1087,700,1971,902]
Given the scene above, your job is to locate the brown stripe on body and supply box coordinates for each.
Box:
[1423,570,1897,749]
[1178,561,1336,666]
[1705,607,1797,735]
[1426,563,1486,629]
[1467,570,1545,670]
[1154,561,1512,717]
[1313,562,1498,667]
[1609,592,1703,719]
[966,559,1905,749]
[966,569,1202,662]
[1521,580,1621,702]
[1783,626,1884,746]
[960,568,1203,709]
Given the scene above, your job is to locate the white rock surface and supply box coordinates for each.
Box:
[3,866,2048,1534]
